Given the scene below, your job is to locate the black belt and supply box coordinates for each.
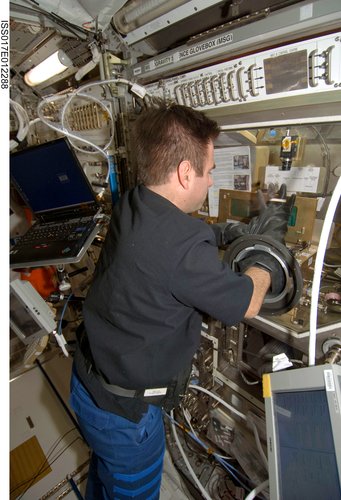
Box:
[91,367,168,399]
[76,325,191,410]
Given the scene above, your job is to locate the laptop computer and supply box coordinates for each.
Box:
[10,138,102,269]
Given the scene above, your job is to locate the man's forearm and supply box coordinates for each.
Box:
[244,267,271,318]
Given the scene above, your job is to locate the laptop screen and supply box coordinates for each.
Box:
[264,364,341,500]
[273,389,340,499]
[10,138,98,215]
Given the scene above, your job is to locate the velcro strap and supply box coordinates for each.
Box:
[93,364,168,399]
[77,326,171,401]
[94,370,139,398]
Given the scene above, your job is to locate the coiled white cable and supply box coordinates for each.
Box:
[61,92,115,163]
[36,93,112,159]
[10,99,30,150]
[36,78,148,194]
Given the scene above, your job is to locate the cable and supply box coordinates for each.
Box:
[49,10,90,37]
[166,412,253,492]
[187,384,269,478]
[309,175,341,366]
[10,99,30,150]
[239,369,260,386]
[16,436,84,498]
[181,405,197,436]
[58,293,74,335]
[9,1,89,40]
[38,78,145,154]
[37,77,148,197]
[181,405,233,460]
[10,100,42,151]
[244,479,269,500]
[36,93,113,160]
[169,409,214,500]
[50,293,74,357]
[60,92,115,157]
[290,358,304,366]
[67,474,85,500]
[213,455,251,492]
[311,125,331,197]
[180,406,214,460]
[188,384,247,421]
[248,418,268,470]
[12,428,82,498]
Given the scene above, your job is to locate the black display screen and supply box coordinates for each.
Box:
[274,389,340,499]
[10,139,96,214]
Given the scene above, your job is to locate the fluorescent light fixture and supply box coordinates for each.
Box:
[114,0,187,34]
[24,50,72,87]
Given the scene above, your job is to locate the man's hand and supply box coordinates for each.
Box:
[246,184,295,244]
[236,249,285,296]
[218,184,295,298]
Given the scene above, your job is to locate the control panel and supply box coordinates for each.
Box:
[144,33,341,110]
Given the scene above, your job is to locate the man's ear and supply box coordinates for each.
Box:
[178,160,192,189]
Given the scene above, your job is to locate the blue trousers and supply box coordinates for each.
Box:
[70,369,165,500]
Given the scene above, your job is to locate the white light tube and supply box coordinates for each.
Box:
[24,50,72,87]
[309,175,341,366]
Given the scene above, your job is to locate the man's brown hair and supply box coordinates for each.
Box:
[133,104,220,186]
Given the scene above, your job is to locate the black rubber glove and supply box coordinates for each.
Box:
[210,221,248,246]
[211,184,295,246]
[235,250,285,296]
[246,184,295,245]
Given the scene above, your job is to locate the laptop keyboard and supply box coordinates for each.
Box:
[17,217,95,245]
